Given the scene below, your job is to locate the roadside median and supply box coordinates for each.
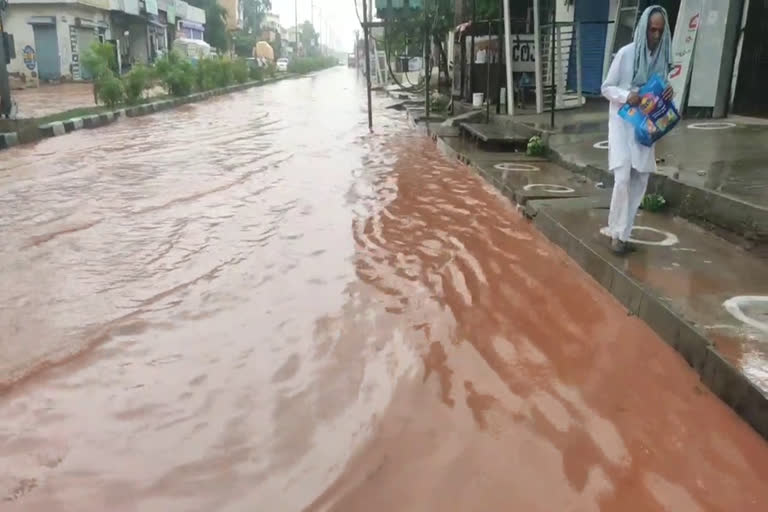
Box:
[0,75,294,151]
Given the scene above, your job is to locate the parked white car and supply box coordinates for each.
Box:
[276,58,289,72]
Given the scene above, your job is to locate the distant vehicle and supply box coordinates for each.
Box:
[276,58,289,72]
[347,53,356,67]
[254,41,274,62]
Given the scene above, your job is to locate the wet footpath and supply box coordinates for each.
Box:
[1,68,767,511]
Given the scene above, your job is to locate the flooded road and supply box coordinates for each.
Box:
[1,68,767,511]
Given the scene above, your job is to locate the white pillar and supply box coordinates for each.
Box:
[533,0,544,113]
[502,0,515,115]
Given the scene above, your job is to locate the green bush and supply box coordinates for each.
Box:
[249,64,264,82]
[196,58,218,91]
[166,61,195,97]
[97,74,124,108]
[233,58,249,84]
[154,52,195,97]
[82,42,118,104]
[123,64,150,105]
[526,135,546,157]
[641,193,667,212]
[287,56,336,74]
[82,42,117,78]
[213,58,234,88]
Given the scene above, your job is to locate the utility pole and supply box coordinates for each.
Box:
[295,0,299,58]
[424,0,430,129]
[361,0,373,131]
[0,1,11,119]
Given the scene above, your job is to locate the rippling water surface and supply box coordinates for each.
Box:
[1,68,768,511]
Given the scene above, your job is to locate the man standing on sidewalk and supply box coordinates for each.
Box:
[601,6,673,255]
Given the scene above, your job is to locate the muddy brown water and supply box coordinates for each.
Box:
[0,68,767,511]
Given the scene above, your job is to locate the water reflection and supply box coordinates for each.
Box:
[0,69,766,511]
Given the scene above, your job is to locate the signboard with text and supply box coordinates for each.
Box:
[22,45,36,70]
[668,0,702,110]
[145,0,159,15]
[466,35,535,73]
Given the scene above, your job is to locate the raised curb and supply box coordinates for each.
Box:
[517,122,768,246]
[436,132,768,442]
[0,132,18,149]
[3,74,299,150]
[529,204,768,441]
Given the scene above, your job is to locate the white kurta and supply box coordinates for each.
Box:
[601,42,656,174]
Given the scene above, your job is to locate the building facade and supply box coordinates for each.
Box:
[217,0,241,31]
[5,0,113,83]
[4,0,205,84]
[569,0,763,117]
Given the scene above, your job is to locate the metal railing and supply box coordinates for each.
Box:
[539,21,582,111]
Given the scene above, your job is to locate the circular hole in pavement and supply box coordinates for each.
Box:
[493,162,541,172]
[687,122,736,130]
[723,296,768,333]
[628,226,679,246]
[593,140,609,150]
[522,184,575,194]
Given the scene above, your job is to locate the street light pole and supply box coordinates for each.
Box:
[294,0,299,57]
[0,1,12,119]
[361,0,373,131]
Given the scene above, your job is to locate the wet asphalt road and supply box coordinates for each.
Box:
[1,68,767,511]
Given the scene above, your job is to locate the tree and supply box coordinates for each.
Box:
[300,21,319,56]
[383,0,456,87]
[188,0,229,51]
[242,0,272,36]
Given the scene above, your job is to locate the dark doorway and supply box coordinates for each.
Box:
[733,0,768,116]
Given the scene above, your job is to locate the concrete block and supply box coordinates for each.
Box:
[675,322,711,372]
[63,117,84,133]
[581,246,614,290]
[39,122,65,138]
[0,132,19,149]
[82,115,100,127]
[700,347,768,440]
[610,271,643,314]
[638,296,680,347]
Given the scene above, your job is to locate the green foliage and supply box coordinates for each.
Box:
[76,47,285,111]
[96,74,125,108]
[232,31,260,58]
[212,58,234,88]
[155,52,195,97]
[233,58,249,84]
[641,193,667,212]
[287,56,336,74]
[242,0,272,35]
[196,57,219,90]
[526,136,546,157]
[300,21,319,57]
[123,64,150,105]
[187,0,229,51]
[431,92,450,112]
[249,64,264,81]
[82,42,117,79]
[83,42,119,104]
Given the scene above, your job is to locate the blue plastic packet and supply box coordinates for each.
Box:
[618,74,680,147]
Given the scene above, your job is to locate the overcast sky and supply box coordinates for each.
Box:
[270,0,361,52]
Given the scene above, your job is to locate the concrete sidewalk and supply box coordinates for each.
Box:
[436,130,768,441]
[13,83,96,119]
[510,101,768,250]
[11,82,168,119]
